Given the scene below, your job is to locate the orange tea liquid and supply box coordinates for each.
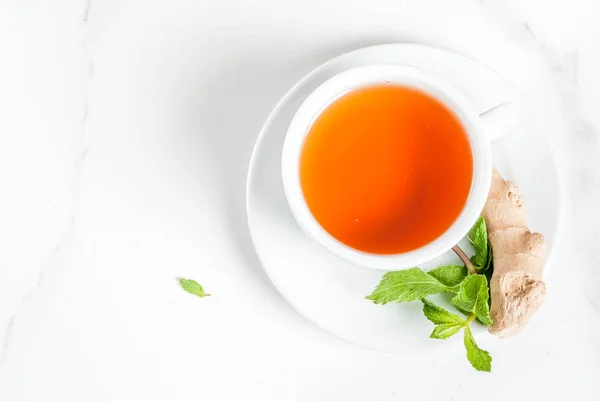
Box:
[299,85,473,254]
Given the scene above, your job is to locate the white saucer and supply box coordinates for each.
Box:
[246,44,563,352]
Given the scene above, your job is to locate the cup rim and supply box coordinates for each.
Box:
[281,64,492,271]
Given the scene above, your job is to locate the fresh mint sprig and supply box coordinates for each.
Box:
[366,217,494,372]
[421,298,492,372]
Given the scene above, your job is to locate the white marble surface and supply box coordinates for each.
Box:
[0,0,599,400]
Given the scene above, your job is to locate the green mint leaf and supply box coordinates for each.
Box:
[427,265,468,287]
[366,268,458,304]
[485,241,493,271]
[422,300,465,339]
[431,323,464,339]
[422,299,465,324]
[464,325,492,372]
[468,216,488,269]
[451,275,492,326]
[483,248,494,306]
[179,278,210,298]
[473,239,493,274]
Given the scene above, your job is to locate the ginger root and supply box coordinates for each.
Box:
[482,167,546,338]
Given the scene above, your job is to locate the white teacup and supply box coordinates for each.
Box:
[281,64,518,271]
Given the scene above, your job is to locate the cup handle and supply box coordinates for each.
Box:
[479,103,520,141]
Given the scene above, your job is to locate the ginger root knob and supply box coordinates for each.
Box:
[482,167,546,338]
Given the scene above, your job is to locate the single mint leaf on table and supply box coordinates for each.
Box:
[366,268,459,304]
[451,275,492,326]
[179,278,210,298]
[427,265,468,287]
[422,299,465,339]
[468,216,488,270]
[464,326,492,372]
